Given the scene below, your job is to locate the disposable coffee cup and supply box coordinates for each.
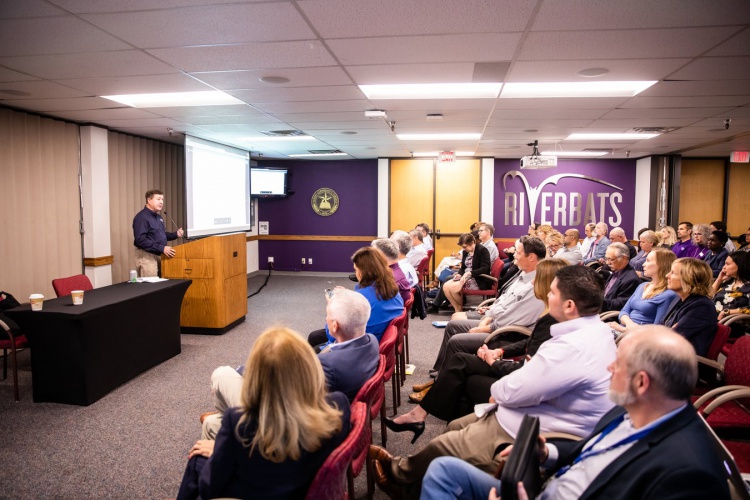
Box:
[30,293,44,311]
[71,290,84,305]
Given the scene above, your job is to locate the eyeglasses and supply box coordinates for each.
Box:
[604,256,621,263]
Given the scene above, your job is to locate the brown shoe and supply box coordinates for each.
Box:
[409,385,431,403]
[369,447,403,499]
[368,444,393,465]
[412,380,434,392]
[199,411,219,424]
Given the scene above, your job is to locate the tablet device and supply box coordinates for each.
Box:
[500,414,542,500]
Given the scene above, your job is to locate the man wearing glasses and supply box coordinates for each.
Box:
[602,242,640,311]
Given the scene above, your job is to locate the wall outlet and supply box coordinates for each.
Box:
[308,258,313,265]
[268,256,274,263]
[301,258,306,264]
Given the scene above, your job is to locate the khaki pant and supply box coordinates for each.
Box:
[135,248,160,277]
[390,412,513,487]
[201,366,243,440]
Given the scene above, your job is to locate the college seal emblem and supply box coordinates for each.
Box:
[311,187,339,216]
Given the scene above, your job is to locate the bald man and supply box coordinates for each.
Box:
[421,325,730,500]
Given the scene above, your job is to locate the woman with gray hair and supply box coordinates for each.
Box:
[631,229,659,274]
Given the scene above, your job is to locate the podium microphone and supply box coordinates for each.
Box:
[163,211,185,240]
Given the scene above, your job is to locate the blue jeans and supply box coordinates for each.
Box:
[421,457,501,500]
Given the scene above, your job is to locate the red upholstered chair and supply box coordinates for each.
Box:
[379,325,399,418]
[416,250,433,290]
[0,314,28,401]
[51,274,93,298]
[694,336,750,438]
[720,313,750,357]
[463,258,504,304]
[353,355,386,498]
[306,401,370,500]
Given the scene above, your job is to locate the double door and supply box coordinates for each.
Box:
[389,159,481,270]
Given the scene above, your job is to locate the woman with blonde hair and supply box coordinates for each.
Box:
[177,327,350,500]
[609,248,677,334]
[546,231,564,258]
[384,259,570,440]
[660,225,678,248]
[663,258,717,356]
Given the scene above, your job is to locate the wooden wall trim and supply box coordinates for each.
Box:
[246,235,376,242]
[84,255,114,267]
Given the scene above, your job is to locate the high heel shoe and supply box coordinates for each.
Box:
[384,417,426,444]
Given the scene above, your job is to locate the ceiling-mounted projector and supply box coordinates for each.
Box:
[520,140,557,169]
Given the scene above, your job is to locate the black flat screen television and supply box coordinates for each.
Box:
[251,167,288,198]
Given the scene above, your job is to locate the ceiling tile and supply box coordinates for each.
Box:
[0,0,68,19]
[80,3,314,48]
[0,96,118,111]
[346,63,478,85]
[190,67,353,90]
[251,100,370,114]
[228,85,364,103]
[46,0,260,14]
[706,28,750,57]
[668,56,750,80]
[57,73,217,96]
[506,58,690,82]
[51,107,162,121]
[618,96,750,108]
[601,107,735,119]
[145,104,262,119]
[639,80,750,97]
[0,80,90,99]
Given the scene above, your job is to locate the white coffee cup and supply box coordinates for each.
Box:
[30,293,44,311]
[71,290,84,305]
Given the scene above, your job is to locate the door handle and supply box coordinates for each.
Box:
[435,229,441,239]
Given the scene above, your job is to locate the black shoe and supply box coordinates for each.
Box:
[384,417,426,444]
[426,304,439,314]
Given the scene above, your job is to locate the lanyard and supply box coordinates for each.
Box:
[555,414,653,478]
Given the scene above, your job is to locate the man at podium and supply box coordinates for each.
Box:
[133,189,183,277]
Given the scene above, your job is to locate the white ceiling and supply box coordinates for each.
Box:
[1,0,749,160]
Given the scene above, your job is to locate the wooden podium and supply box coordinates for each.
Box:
[161,233,247,334]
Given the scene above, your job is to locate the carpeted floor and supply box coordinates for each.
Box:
[0,273,458,499]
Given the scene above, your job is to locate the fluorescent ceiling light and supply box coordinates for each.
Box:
[565,133,660,140]
[412,151,475,157]
[500,81,657,98]
[360,83,501,99]
[288,152,348,157]
[541,151,608,157]
[101,91,243,108]
[397,133,482,141]
[239,135,313,142]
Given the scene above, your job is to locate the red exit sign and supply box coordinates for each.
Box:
[438,151,455,163]
[731,151,749,163]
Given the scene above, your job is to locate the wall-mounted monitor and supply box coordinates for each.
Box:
[185,135,251,238]
[251,167,288,198]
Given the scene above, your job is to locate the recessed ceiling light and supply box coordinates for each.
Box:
[522,129,539,133]
[397,133,482,141]
[101,91,242,108]
[500,81,657,98]
[426,114,444,121]
[341,131,357,135]
[259,76,290,84]
[565,133,660,140]
[360,83,501,99]
[412,151,475,157]
[541,150,609,157]
[577,68,610,78]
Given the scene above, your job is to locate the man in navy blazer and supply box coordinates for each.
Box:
[602,243,641,311]
[318,287,380,400]
[201,288,378,439]
[420,325,730,500]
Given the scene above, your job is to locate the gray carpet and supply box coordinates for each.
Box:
[0,274,456,499]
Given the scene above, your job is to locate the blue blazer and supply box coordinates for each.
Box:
[553,405,729,500]
[319,333,379,400]
[603,265,641,311]
[663,294,718,357]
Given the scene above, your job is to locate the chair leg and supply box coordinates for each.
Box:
[405,333,410,364]
[400,349,406,385]
[347,466,355,500]
[392,375,399,415]
[380,401,387,447]
[10,345,19,401]
[366,453,375,499]
[2,347,7,380]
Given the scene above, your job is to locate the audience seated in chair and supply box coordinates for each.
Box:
[420,326,730,500]
[387,259,568,435]
[601,242,641,312]
[711,251,750,338]
[704,230,729,278]
[554,228,583,265]
[176,327,351,500]
[372,238,412,304]
[368,265,617,498]
[582,222,610,265]
[405,229,428,269]
[441,233,492,313]
[609,248,677,336]
[390,230,419,287]
[202,289,377,440]
[428,236,548,380]
[672,221,700,258]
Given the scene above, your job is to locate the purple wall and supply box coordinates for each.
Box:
[493,158,637,239]
[256,159,378,272]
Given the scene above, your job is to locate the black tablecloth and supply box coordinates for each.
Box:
[6,279,191,405]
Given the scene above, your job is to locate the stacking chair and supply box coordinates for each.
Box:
[306,401,369,500]
[0,314,28,401]
[416,252,432,291]
[720,313,750,357]
[463,258,504,304]
[402,292,415,370]
[353,355,386,498]
[378,325,399,415]
[51,274,93,298]
[386,310,407,388]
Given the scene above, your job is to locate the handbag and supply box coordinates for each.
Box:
[500,414,542,500]
[0,291,21,312]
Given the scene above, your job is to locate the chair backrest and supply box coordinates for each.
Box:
[725,336,750,387]
[416,254,431,284]
[495,241,508,260]
[379,325,398,379]
[353,354,386,420]
[51,274,93,298]
[306,402,370,500]
[706,323,731,362]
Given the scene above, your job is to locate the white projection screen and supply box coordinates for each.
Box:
[185,135,251,238]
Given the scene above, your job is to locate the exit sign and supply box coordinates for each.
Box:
[438,151,455,163]
[731,151,749,163]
